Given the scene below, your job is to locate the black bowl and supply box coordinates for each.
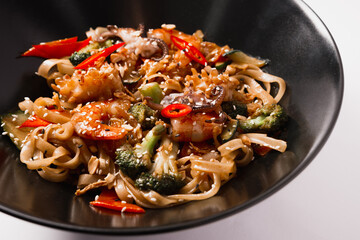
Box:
[0,0,343,235]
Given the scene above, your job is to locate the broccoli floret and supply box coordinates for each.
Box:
[128,103,158,130]
[115,124,165,179]
[221,100,248,119]
[135,172,185,195]
[239,104,287,133]
[69,52,91,66]
[115,144,148,179]
[134,136,185,195]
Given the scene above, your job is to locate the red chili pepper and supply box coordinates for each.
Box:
[161,104,192,118]
[19,115,51,128]
[21,37,91,59]
[21,37,78,57]
[170,35,207,65]
[33,37,91,59]
[90,189,145,213]
[74,42,125,70]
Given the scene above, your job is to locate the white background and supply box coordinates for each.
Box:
[1,0,359,239]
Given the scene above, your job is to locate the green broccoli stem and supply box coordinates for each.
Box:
[151,136,179,175]
[134,136,185,195]
[134,124,165,163]
[139,82,164,104]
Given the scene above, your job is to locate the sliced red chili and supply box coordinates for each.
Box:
[170,35,207,65]
[74,42,125,70]
[90,189,145,213]
[32,37,92,59]
[21,37,92,59]
[19,115,51,128]
[161,104,192,118]
[21,37,78,57]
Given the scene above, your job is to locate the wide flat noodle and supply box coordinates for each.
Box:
[37,59,74,80]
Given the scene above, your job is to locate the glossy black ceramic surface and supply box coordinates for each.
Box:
[0,0,343,234]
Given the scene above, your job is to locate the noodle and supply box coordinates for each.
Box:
[3,24,288,210]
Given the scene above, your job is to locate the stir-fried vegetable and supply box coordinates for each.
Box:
[90,189,145,213]
[135,136,185,195]
[161,104,192,118]
[19,115,51,128]
[21,37,91,59]
[139,82,164,104]
[74,42,125,70]
[115,124,165,179]
[170,35,207,65]
[128,103,158,130]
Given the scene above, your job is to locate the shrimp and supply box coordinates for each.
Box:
[171,112,225,142]
[71,99,132,140]
[53,61,123,104]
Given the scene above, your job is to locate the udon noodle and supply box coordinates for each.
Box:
[3,24,287,209]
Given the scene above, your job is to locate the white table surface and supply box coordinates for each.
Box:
[1,0,359,239]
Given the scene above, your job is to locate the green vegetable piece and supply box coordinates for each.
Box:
[220,119,239,143]
[139,82,164,104]
[221,101,248,119]
[215,60,232,71]
[115,124,165,179]
[115,144,148,179]
[134,136,185,195]
[239,104,287,133]
[69,52,92,66]
[135,172,185,195]
[128,103,157,130]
